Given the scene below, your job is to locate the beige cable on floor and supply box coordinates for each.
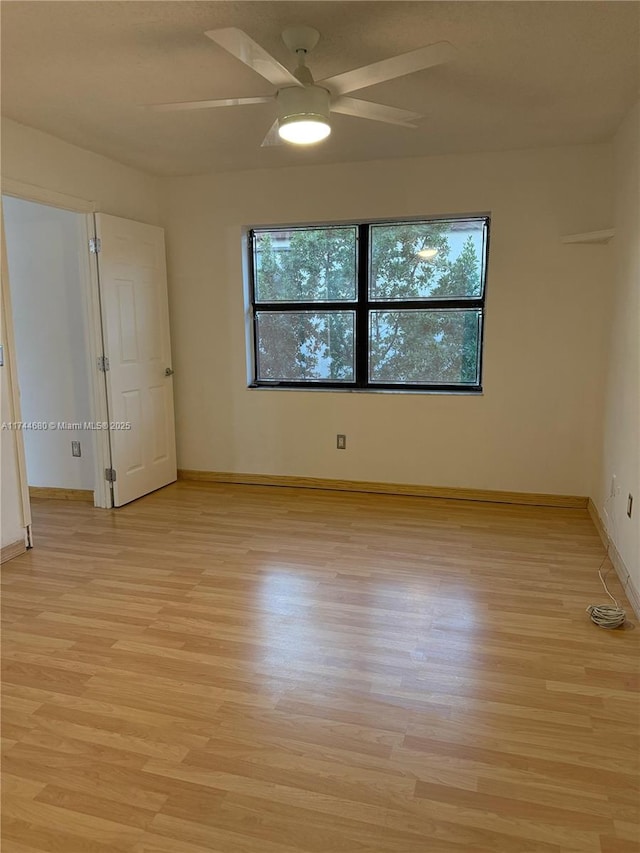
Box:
[586,560,626,629]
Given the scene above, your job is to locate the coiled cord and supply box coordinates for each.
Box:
[586,562,626,629]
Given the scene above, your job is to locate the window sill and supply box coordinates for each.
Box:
[248,384,484,396]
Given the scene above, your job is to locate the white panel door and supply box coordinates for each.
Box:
[96,214,176,507]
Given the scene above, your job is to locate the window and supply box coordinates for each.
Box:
[249,216,489,392]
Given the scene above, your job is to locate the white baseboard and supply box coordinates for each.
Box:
[588,498,640,620]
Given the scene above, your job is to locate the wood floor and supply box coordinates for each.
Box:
[2,482,639,853]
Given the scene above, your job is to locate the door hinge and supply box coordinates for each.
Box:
[97,355,110,372]
[89,237,101,254]
[104,467,117,483]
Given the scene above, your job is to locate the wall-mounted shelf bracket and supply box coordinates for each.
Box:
[561,229,614,245]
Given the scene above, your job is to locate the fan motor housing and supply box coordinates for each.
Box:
[277,85,330,125]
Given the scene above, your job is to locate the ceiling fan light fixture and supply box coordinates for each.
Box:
[277,85,331,145]
[278,117,331,144]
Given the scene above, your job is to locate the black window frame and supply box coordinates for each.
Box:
[248,215,490,393]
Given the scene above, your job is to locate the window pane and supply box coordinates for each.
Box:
[369,310,481,385]
[370,218,487,301]
[254,227,357,302]
[256,311,355,382]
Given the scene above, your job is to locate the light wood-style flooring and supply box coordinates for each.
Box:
[2,481,639,853]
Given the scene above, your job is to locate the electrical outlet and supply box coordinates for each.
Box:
[71,441,81,458]
[336,434,346,450]
[610,475,617,497]
[627,494,633,518]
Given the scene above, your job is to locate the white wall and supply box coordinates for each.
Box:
[160,143,613,496]
[3,196,95,490]
[595,101,640,593]
[1,118,162,225]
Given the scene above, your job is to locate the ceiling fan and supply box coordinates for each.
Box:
[150,26,456,146]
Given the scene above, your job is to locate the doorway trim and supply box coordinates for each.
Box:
[1,209,32,542]
[1,178,112,509]
[1,178,95,213]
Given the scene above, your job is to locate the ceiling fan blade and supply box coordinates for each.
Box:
[331,97,421,127]
[148,96,272,112]
[261,120,283,147]
[205,28,302,89]
[322,41,457,96]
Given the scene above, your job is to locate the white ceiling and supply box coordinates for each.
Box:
[1,1,638,177]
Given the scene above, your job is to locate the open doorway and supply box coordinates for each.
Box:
[1,194,177,532]
[2,195,105,506]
